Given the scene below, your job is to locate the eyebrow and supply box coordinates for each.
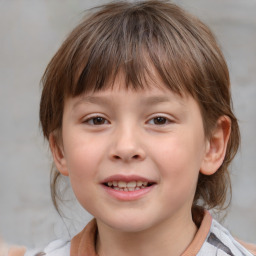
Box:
[141,95,173,105]
[74,96,114,108]
[73,94,181,109]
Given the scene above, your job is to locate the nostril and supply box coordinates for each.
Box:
[112,154,140,161]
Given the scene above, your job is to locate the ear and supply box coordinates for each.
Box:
[200,116,231,175]
[49,133,69,176]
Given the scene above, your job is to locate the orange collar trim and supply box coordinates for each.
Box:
[70,211,212,256]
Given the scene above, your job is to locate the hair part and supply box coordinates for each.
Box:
[40,0,240,218]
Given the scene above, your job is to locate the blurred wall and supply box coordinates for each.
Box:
[0,0,255,248]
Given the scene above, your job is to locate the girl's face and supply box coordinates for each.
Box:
[54,76,209,233]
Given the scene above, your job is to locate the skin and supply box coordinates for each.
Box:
[50,76,230,256]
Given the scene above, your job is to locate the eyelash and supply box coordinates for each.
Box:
[147,116,172,126]
[83,116,110,125]
[83,115,172,126]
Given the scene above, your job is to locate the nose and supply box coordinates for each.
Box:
[109,126,146,162]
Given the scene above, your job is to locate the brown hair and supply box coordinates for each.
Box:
[40,0,240,220]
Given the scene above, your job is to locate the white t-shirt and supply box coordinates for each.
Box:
[25,212,255,256]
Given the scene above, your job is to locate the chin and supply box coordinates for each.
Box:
[99,213,157,233]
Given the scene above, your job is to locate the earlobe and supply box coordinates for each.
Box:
[49,133,69,176]
[200,116,231,175]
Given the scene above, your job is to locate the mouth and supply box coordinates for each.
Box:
[103,180,155,191]
[101,175,156,200]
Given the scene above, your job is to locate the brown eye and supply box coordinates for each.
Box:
[85,116,108,125]
[149,116,169,125]
[153,117,168,125]
[92,117,106,125]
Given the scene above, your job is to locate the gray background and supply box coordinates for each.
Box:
[0,0,255,248]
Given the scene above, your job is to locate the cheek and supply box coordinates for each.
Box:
[63,135,104,180]
[151,134,204,193]
[63,138,102,211]
[152,135,203,169]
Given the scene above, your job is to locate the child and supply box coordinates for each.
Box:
[25,1,256,255]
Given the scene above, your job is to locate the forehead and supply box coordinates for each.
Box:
[76,65,188,97]
[66,74,192,112]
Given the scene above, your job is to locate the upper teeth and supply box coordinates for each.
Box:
[107,181,148,188]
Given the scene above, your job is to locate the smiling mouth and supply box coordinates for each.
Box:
[103,181,155,191]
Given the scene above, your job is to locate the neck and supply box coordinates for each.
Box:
[96,212,197,256]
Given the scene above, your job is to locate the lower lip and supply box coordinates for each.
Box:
[102,185,155,201]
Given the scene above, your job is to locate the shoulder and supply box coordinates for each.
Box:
[8,247,26,256]
[0,238,26,256]
[24,240,70,256]
[236,239,256,256]
[198,218,256,256]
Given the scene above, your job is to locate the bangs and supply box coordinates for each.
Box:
[64,2,208,97]
[41,0,229,138]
